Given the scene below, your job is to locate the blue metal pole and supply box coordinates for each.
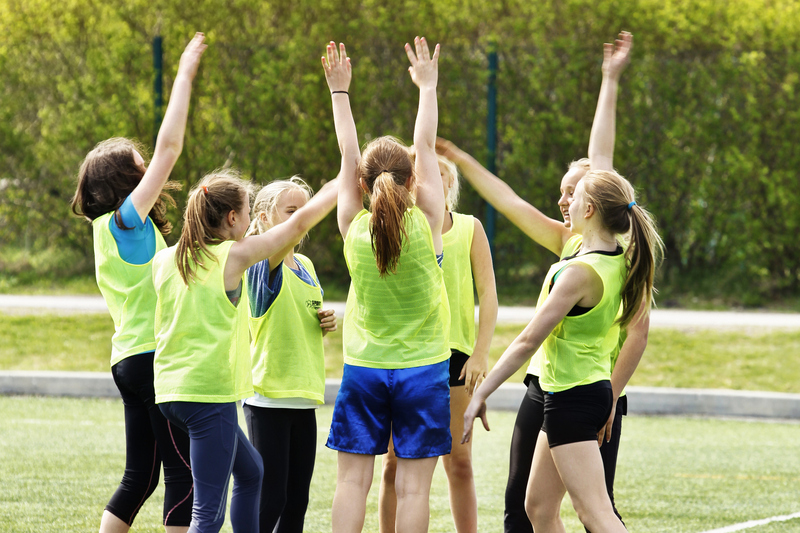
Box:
[153,33,163,148]
[486,43,498,258]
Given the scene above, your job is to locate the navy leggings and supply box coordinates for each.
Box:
[160,401,264,533]
[503,375,626,533]
[108,352,192,526]
[243,405,317,533]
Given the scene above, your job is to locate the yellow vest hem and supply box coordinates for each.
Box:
[344,350,450,370]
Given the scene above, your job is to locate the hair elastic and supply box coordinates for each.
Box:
[331,90,349,96]
[377,169,391,176]
[627,201,637,211]
[201,186,209,195]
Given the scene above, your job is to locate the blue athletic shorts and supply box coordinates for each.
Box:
[326,360,451,458]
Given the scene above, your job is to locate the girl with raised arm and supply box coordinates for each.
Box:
[242,177,338,533]
[463,169,663,533]
[322,38,448,533]
[152,169,338,533]
[378,154,498,533]
[71,32,206,533]
[438,32,647,532]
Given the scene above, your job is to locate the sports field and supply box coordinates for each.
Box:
[2,396,799,532]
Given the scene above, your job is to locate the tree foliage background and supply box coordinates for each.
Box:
[1,0,799,305]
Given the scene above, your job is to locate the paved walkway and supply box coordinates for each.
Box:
[3,294,800,328]
[3,294,800,419]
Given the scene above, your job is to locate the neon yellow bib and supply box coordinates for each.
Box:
[152,241,253,403]
[537,248,626,392]
[343,207,450,369]
[442,212,475,355]
[249,254,325,403]
[92,212,166,366]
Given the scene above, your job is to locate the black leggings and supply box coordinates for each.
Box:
[504,375,626,533]
[107,352,192,526]
[243,405,317,533]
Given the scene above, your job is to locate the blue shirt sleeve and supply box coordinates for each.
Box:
[246,259,284,319]
[109,196,156,265]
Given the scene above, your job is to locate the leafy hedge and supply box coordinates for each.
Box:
[1,0,799,305]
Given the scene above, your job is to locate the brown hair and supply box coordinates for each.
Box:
[358,136,414,276]
[70,138,179,235]
[581,170,664,327]
[175,168,253,285]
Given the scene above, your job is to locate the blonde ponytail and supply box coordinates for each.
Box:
[581,170,664,327]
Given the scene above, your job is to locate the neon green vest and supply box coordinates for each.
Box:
[537,247,626,392]
[92,212,166,366]
[249,254,325,403]
[343,207,450,369]
[442,212,475,355]
[526,235,583,377]
[152,241,253,403]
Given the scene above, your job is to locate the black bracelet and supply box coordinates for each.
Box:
[331,90,349,96]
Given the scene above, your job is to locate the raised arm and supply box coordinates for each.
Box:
[322,42,361,238]
[436,137,571,256]
[406,37,445,250]
[588,31,632,172]
[227,179,339,284]
[130,32,206,222]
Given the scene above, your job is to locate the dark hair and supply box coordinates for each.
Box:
[176,169,253,285]
[358,136,415,276]
[581,170,664,327]
[70,138,179,235]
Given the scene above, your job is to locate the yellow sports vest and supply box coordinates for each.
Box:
[442,212,475,355]
[526,234,582,377]
[152,241,253,403]
[537,249,626,392]
[92,212,166,366]
[249,254,325,403]
[343,207,450,369]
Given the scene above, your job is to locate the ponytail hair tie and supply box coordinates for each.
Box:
[201,186,209,195]
[627,201,636,211]
[377,169,391,176]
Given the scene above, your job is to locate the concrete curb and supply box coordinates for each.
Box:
[2,371,800,421]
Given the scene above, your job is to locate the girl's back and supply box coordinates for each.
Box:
[343,205,450,369]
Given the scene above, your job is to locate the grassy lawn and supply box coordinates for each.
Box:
[3,313,800,393]
[2,396,800,532]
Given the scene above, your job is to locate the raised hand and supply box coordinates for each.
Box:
[177,32,207,81]
[602,31,633,81]
[405,36,440,90]
[322,42,352,94]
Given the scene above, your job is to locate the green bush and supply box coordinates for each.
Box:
[2,0,799,305]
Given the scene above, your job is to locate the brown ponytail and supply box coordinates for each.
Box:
[175,169,253,285]
[358,137,415,276]
[581,170,664,327]
[70,138,179,235]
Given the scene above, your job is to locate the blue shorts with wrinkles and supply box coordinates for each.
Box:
[326,360,451,458]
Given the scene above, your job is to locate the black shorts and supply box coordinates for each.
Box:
[448,349,470,387]
[542,380,612,448]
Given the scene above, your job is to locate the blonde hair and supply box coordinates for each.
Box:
[175,168,254,285]
[246,177,313,247]
[438,155,460,211]
[568,158,591,172]
[358,136,415,276]
[581,170,664,327]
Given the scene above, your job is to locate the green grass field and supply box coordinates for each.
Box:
[3,313,800,392]
[1,396,800,532]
